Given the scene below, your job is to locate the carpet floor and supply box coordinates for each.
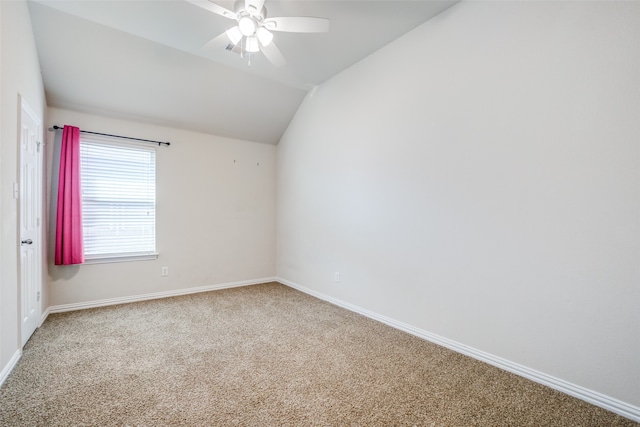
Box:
[0,282,636,426]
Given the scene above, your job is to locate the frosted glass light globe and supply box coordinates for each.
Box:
[238,17,257,36]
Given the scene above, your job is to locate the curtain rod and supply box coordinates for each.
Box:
[48,125,170,147]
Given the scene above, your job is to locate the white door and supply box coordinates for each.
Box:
[19,97,42,346]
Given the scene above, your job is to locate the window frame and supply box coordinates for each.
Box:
[79,134,158,264]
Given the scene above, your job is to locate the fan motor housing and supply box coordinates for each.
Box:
[233,0,266,20]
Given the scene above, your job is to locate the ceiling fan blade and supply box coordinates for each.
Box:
[202,31,231,51]
[260,41,286,67]
[185,0,237,20]
[264,17,329,33]
[245,0,265,16]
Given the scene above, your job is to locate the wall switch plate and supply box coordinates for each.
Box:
[335,272,340,282]
[161,267,169,276]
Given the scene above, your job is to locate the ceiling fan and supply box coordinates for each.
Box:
[186,0,330,67]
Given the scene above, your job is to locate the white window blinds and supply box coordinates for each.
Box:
[80,137,156,260]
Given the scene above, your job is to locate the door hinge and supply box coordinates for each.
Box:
[37,291,41,302]
[36,141,42,152]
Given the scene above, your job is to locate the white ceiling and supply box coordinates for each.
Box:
[28,0,457,144]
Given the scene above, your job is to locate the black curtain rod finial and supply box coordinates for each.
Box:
[49,125,171,147]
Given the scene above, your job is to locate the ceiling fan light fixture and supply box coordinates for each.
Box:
[256,27,273,46]
[238,16,257,36]
[245,36,260,52]
[226,26,243,45]
[192,0,330,67]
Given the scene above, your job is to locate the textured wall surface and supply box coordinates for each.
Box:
[277,1,640,407]
[47,108,276,306]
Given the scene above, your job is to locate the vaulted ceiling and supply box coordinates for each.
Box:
[28,0,457,144]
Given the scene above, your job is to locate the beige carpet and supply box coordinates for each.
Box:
[0,282,636,426]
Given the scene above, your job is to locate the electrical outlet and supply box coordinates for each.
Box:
[161,267,169,276]
[335,272,340,282]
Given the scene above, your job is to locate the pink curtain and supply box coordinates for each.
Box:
[55,125,84,265]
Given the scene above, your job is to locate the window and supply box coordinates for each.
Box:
[80,136,157,262]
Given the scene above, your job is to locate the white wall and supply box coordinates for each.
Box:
[0,0,46,378]
[277,0,640,410]
[47,108,276,306]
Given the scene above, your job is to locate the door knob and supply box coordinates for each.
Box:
[21,239,33,245]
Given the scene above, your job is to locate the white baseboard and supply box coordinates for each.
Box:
[40,307,50,327]
[0,350,21,388]
[48,277,277,314]
[1,308,49,388]
[277,277,640,423]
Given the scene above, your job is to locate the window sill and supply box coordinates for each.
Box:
[83,253,159,265]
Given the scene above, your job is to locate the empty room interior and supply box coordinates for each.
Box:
[1,0,639,424]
